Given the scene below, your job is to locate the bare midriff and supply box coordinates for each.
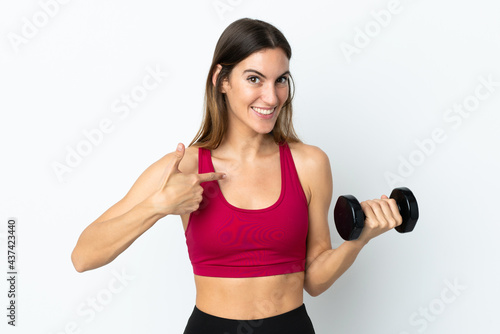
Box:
[193,271,305,320]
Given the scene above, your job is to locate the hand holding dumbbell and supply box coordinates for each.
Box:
[334,187,419,241]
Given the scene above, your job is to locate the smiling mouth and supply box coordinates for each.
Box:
[251,106,276,115]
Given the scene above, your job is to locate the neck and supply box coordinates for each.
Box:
[216,132,276,162]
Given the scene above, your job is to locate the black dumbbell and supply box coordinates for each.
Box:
[333,187,419,241]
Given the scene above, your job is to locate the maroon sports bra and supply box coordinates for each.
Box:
[184,142,309,278]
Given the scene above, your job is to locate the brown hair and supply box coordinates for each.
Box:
[189,18,301,149]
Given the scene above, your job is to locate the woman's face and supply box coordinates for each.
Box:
[221,48,290,137]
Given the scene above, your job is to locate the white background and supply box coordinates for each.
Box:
[1,0,499,333]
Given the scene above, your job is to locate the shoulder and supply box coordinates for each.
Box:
[136,144,199,191]
[287,142,330,168]
[178,145,199,174]
[98,144,200,223]
[287,142,332,204]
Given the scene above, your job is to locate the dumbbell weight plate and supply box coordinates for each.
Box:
[334,195,365,241]
[390,187,419,233]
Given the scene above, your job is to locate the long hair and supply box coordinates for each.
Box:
[189,18,301,149]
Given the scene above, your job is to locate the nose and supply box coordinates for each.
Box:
[261,82,278,106]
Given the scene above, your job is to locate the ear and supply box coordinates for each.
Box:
[212,64,222,87]
[212,64,227,93]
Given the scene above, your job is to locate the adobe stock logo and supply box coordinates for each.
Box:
[212,0,245,21]
[339,0,405,64]
[48,268,135,334]
[399,278,466,333]
[51,64,168,183]
[7,0,73,54]
[385,74,499,187]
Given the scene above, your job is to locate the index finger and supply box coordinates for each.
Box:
[385,198,403,226]
[198,172,226,183]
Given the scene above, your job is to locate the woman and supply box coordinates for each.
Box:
[71,18,403,333]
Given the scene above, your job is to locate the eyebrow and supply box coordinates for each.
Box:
[242,69,290,79]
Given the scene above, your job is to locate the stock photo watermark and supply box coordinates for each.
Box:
[398,278,466,333]
[6,218,18,326]
[51,64,168,183]
[48,268,135,334]
[340,0,410,64]
[7,0,72,54]
[385,74,499,187]
[212,0,245,21]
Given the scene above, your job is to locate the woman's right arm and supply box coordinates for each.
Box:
[71,143,225,273]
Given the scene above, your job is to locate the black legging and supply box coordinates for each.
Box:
[183,303,316,334]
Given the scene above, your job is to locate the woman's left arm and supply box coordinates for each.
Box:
[301,146,400,297]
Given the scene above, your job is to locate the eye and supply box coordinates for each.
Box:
[247,76,260,84]
[276,76,288,85]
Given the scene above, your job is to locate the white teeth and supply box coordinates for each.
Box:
[252,107,275,115]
